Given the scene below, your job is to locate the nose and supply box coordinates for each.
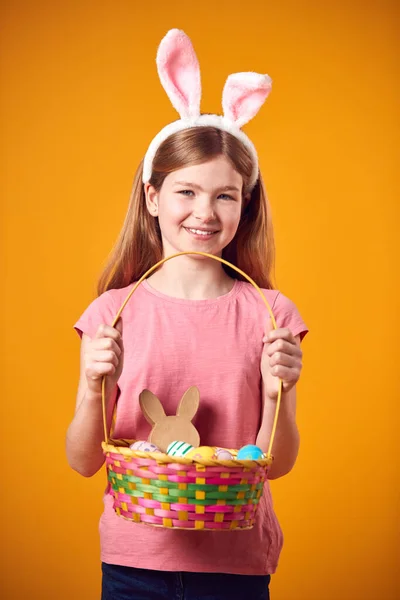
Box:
[192,196,216,223]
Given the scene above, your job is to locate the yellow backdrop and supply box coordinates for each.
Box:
[1,1,398,599]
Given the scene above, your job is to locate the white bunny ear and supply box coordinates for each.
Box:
[156,29,201,120]
[222,72,272,128]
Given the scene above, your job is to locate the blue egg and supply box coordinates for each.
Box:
[237,444,265,460]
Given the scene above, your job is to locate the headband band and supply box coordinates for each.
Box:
[142,29,272,191]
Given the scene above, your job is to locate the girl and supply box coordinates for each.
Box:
[67,29,308,600]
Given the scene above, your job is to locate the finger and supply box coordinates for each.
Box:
[264,338,302,358]
[269,364,300,381]
[86,361,116,380]
[92,337,122,357]
[90,351,120,368]
[269,351,301,369]
[263,327,295,345]
[94,323,122,343]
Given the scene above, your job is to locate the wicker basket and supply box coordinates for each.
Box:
[101,251,282,531]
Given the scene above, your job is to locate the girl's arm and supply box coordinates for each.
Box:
[256,381,299,479]
[66,325,123,477]
[256,331,303,479]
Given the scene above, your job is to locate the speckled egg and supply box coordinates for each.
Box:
[167,441,194,457]
[130,441,161,453]
[186,446,216,460]
[214,447,234,460]
[236,444,265,460]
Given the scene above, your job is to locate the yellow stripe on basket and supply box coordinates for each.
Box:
[133,513,141,523]
[142,478,150,485]
[159,474,168,481]
[114,460,121,467]
[145,508,154,516]
[179,497,186,504]
[221,472,230,478]
[144,493,152,499]
[178,470,186,477]
[116,507,121,516]
[117,473,123,480]
[218,485,228,492]
[196,477,206,485]
[195,520,205,530]
[131,497,138,505]
[119,487,124,494]
[245,511,250,520]
[178,483,187,490]
[251,484,256,491]
[214,513,224,523]
[237,492,245,500]
[178,511,188,521]
[121,502,128,511]
[126,469,133,476]
[195,491,205,500]
[161,503,170,511]
[234,505,241,513]
[128,482,136,490]
[195,505,205,514]
[230,520,239,529]
[217,500,226,506]
[196,464,206,472]
[163,518,173,528]
[160,488,168,495]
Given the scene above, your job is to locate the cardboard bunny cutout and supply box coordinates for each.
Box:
[142,29,272,190]
[139,386,200,452]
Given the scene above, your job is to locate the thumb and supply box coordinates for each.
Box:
[114,318,123,336]
[263,316,273,341]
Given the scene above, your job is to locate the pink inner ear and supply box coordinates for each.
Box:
[222,72,272,128]
[156,29,201,120]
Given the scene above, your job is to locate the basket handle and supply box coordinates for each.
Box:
[101,251,282,459]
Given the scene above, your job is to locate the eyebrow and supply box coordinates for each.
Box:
[174,181,241,193]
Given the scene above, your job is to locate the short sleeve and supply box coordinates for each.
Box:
[73,290,117,340]
[272,292,309,341]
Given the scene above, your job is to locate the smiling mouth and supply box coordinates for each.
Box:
[184,227,220,236]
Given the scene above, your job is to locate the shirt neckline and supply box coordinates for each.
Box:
[141,278,243,306]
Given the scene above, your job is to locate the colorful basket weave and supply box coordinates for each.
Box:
[101,251,282,531]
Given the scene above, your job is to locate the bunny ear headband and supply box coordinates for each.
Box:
[142,29,272,191]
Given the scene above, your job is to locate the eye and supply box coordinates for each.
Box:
[218,193,235,201]
[178,189,194,196]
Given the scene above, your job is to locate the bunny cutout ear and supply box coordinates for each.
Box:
[222,72,272,128]
[139,390,166,426]
[177,386,200,421]
[156,28,201,120]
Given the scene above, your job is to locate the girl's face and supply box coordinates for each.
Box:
[145,156,243,258]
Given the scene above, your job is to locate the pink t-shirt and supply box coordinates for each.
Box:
[74,279,308,575]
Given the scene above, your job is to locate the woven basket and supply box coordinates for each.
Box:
[101,251,283,531]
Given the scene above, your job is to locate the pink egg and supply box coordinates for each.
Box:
[130,441,161,453]
[215,448,234,460]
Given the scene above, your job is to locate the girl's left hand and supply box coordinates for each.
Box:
[261,322,303,400]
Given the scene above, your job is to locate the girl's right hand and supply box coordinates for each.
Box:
[84,320,124,397]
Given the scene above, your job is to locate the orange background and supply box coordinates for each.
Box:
[1,1,399,599]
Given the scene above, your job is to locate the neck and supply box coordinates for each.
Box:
[147,254,235,300]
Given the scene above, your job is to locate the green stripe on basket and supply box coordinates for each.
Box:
[110,480,261,500]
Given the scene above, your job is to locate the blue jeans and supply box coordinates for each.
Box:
[101,562,271,600]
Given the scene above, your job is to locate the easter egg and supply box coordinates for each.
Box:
[214,447,234,460]
[167,441,194,457]
[186,446,216,460]
[236,444,265,460]
[130,441,161,453]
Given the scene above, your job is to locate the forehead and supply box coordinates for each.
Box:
[165,156,243,188]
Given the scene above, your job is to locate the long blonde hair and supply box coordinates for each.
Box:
[97,127,275,294]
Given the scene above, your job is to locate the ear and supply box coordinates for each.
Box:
[144,183,159,217]
[156,29,201,120]
[222,72,272,128]
[139,390,166,425]
[177,386,200,421]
